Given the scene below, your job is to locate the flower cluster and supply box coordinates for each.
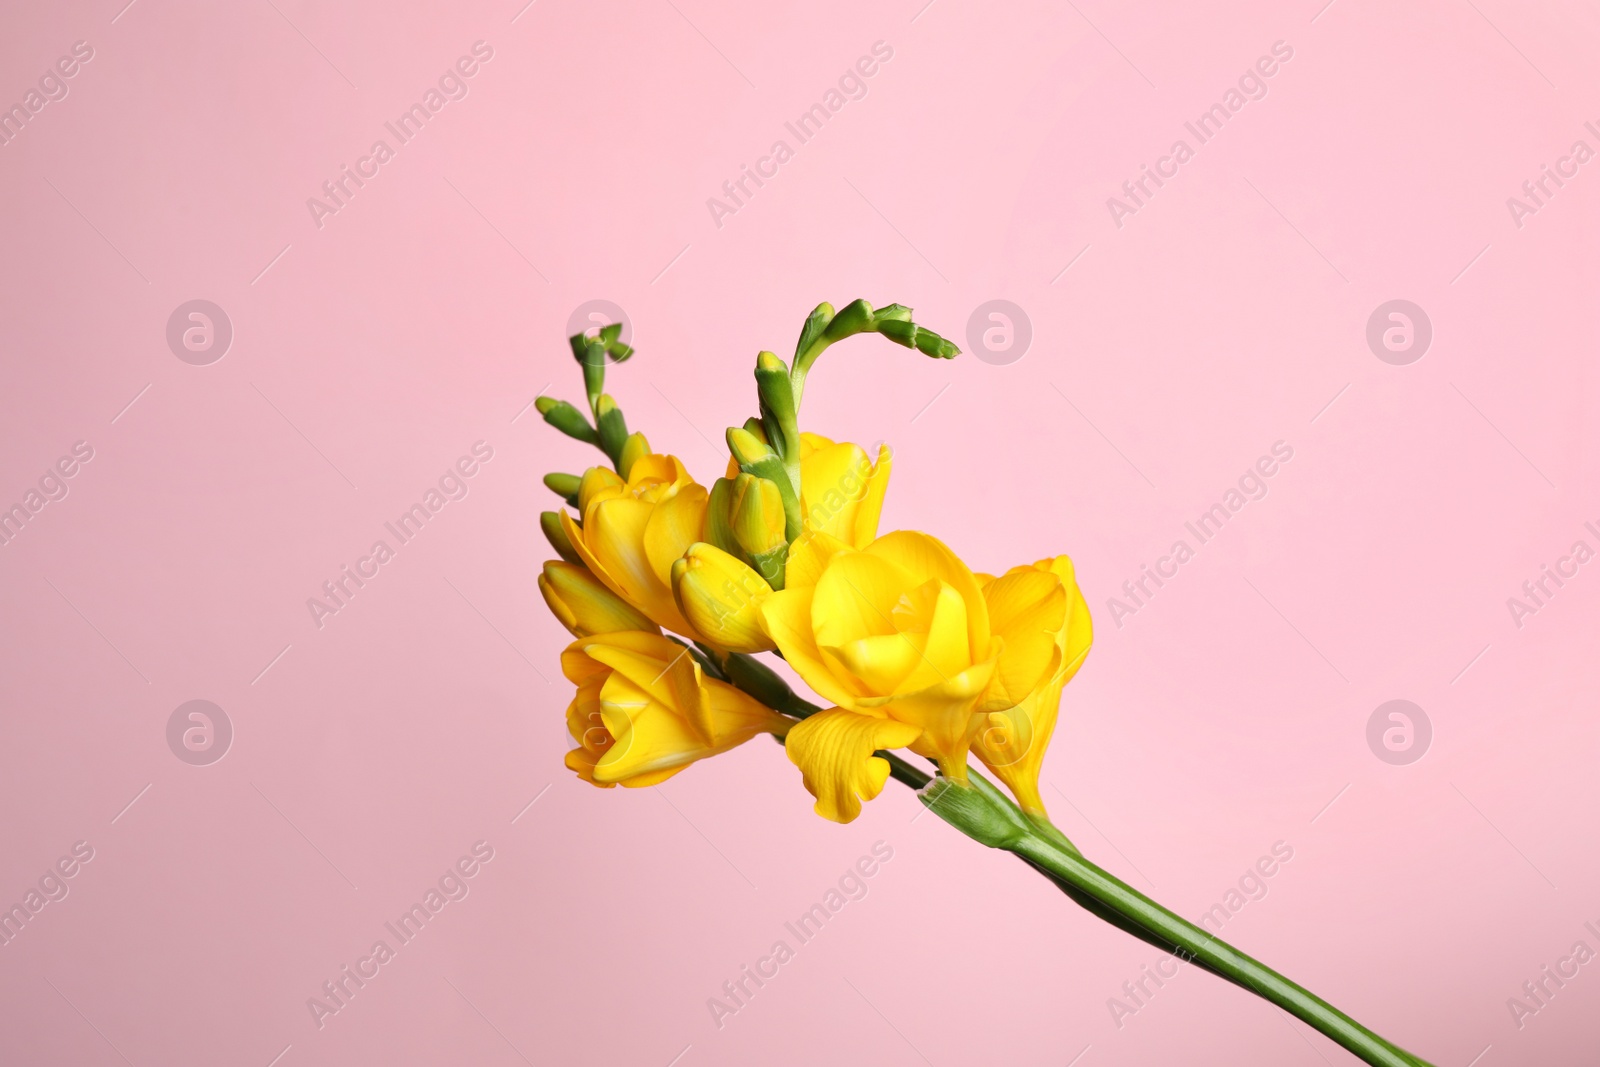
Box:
[536,302,1092,822]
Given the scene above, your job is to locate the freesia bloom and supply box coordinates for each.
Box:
[758,533,1000,776]
[971,556,1093,815]
[560,454,706,638]
[562,631,788,787]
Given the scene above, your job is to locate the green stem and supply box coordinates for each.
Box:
[719,654,1435,1067]
[1014,831,1434,1067]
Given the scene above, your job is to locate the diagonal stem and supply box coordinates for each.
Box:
[725,651,1437,1067]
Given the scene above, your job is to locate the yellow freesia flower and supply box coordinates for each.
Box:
[971,556,1093,815]
[539,561,659,638]
[559,454,707,637]
[762,531,1086,822]
[562,631,788,787]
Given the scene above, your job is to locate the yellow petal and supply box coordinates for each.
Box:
[865,531,991,660]
[800,441,874,544]
[852,444,892,547]
[577,466,625,514]
[811,550,912,648]
[672,542,776,654]
[760,585,868,709]
[540,561,660,637]
[983,566,1067,710]
[974,555,1095,814]
[887,658,995,782]
[785,708,922,823]
[784,529,853,590]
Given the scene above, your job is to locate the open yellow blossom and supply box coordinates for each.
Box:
[559,454,706,638]
[971,556,1092,814]
[562,631,788,787]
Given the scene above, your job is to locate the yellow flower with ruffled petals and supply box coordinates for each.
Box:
[760,529,997,784]
[560,454,707,637]
[562,631,788,787]
[971,556,1093,815]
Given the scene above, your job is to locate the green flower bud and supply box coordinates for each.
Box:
[729,473,787,559]
[595,394,629,466]
[618,431,650,479]
[726,428,802,540]
[536,396,599,444]
[543,472,581,507]
[823,298,874,342]
[877,319,960,359]
[540,510,582,564]
[754,351,799,467]
[705,478,742,558]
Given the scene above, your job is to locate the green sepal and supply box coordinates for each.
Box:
[748,544,788,591]
[595,395,629,467]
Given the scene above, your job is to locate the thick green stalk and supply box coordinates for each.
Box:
[723,654,1435,1067]
[919,773,1436,1067]
[1014,832,1434,1066]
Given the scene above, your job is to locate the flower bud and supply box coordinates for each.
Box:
[544,472,581,506]
[541,510,582,564]
[726,427,802,539]
[618,431,651,479]
[536,396,598,444]
[671,542,775,654]
[595,394,629,466]
[540,561,659,638]
[728,474,786,558]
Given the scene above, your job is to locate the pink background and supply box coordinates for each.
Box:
[1,0,1596,1064]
